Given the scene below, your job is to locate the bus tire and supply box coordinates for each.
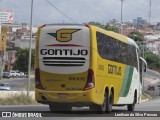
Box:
[91,91,113,113]
[97,92,107,113]
[106,90,113,113]
[127,94,136,111]
[89,92,107,113]
[49,104,72,112]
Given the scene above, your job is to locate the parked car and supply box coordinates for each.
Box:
[2,71,10,78]
[0,83,10,91]
[10,70,21,77]
[24,72,28,78]
[20,72,25,77]
[148,85,155,91]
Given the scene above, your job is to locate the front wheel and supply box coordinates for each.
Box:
[127,95,136,111]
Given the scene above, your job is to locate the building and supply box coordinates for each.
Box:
[14,25,37,49]
[145,35,160,56]
[108,22,136,36]
[4,50,17,71]
[0,9,14,24]
[138,27,153,35]
[133,17,147,27]
[15,37,36,49]
[2,23,38,49]
[0,23,37,73]
[121,23,136,36]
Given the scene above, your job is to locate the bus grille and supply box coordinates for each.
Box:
[43,57,86,66]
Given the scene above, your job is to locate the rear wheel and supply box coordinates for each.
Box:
[90,90,113,113]
[89,92,107,113]
[127,94,136,111]
[49,104,72,112]
[106,91,113,113]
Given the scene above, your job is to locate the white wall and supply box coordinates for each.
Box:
[15,39,36,49]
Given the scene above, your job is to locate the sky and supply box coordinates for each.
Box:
[0,0,160,26]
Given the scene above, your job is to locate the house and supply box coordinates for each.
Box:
[145,35,160,56]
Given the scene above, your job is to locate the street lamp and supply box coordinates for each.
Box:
[120,0,124,34]
[27,0,33,97]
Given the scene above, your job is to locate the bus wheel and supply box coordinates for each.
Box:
[90,91,113,113]
[49,104,72,112]
[100,92,108,113]
[91,92,107,113]
[106,91,113,113]
[127,95,136,111]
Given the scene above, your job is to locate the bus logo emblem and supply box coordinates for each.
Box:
[48,29,81,42]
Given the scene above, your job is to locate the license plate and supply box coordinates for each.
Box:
[58,93,68,98]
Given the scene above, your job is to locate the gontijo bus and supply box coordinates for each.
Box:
[35,24,147,113]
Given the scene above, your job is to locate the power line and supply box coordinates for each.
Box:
[46,0,78,24]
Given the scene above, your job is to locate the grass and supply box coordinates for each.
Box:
[0,92,37,105]
[142,92,152,101]
[30,70,35,75]
[29,83,35,91]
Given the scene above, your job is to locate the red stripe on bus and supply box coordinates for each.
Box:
[46,44,84,47]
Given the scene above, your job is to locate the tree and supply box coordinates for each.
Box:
[104,25,119,33]
[6,47,21,51]
[87,22,104,28]
[86,22,119,33]
[13,49,35,73]
[128,31,144,41]
[145,52,160,71]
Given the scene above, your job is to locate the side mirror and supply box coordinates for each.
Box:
[140,57,147,73]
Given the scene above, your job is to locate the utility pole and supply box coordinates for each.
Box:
[27,0,33,97]
[120,0,124,34]
[148,0,151,25]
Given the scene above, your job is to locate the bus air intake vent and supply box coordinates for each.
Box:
[43,57,86,66]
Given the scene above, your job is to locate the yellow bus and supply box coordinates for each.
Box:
[35,24,147,113]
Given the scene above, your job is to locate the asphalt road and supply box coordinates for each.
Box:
[144,69,160,96]
[0,97,160,118]
[0,77,35,91]
[0,97,160,111]
[145,69,160,79]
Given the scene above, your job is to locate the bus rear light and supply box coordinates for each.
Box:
[83,69,95,91]
[35,68,44,90]
[41,24,46,28]
[85,24,90,28]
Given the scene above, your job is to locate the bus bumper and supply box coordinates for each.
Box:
[35,88,98,106]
